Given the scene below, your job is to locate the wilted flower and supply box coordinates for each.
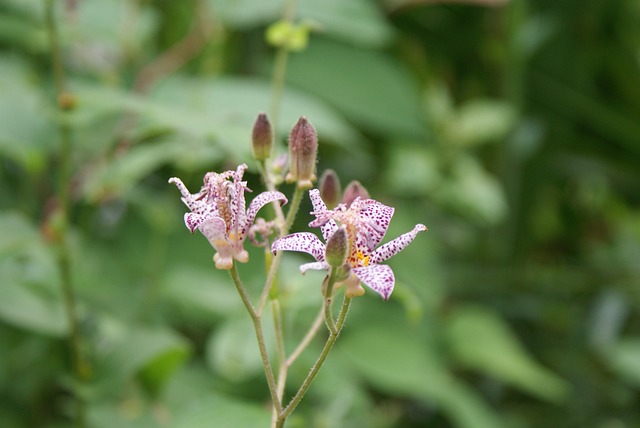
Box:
[170,164,287,269]
[271,189,426,300]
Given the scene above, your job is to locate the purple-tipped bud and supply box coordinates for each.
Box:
[342,180,370,207]
[325,226,348,268]
[252,112,273,161]
[286,116,318,189]
[319,169,341,209]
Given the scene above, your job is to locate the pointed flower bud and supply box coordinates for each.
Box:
[286,116,318,189]
[252,112,273,161]
[325,225,348,268]
[319,169,341,209]
[342,180,369,207]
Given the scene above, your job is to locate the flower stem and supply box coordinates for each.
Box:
[285,306,324,368]
[277,293,352,426]
[45,2,87,427]
[258,185,305,315]
[229,264,282,416]
[323,270,339,335]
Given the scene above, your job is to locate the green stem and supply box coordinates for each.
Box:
[268,0,298,140]
[283,186,305,236]
[271,299,287,427]
[323,270,338,335]
[45,2,87,427]
[277,293,352,426]
[285,306,324,367]
[257,185,305,315]
[229,264,282,415]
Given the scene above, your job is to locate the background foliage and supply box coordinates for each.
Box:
[1,0,640,427]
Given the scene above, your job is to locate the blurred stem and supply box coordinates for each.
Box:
[276,293,352,426]
[269,0,298,141]
[271,299,287,427]
[323,270,338,334]
[285,306,324,367]
[258,159,286,228]
[257,185,305,314]
[45,1,87,427]
[229,264,282,416]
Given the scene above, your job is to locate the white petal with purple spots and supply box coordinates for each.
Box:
[352,264,395,300]
[271,232,326,262]
[369,224,427,265]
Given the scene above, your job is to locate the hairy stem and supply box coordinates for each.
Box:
[229,264,282,416]
[277,293,352,426]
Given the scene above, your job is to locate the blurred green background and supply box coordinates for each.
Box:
[1,0,640,427]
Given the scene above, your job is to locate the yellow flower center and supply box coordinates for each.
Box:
[356,250,370,267]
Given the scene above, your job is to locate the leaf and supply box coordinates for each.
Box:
[0,212,66,336]
[0,56,51,173]
[172,393,271,428]
[161,266,242,321]
[444,100,517,147]
[297,0,394,47]
[80,141,184,201]
[285,38,425,138]
[211,0,394,47]
[340,320,505,428]
[0,260,67,337]
[94,320,190,394]
[604,338,640,388]
[446,306,570,403]
[205,315,275,382]
[72,77,362,158]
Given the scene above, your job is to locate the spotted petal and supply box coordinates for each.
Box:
[352,264,395,300]
[369,224,427,265]
[271,232,326,262]
[356,199,394,252]
[241,191,287,240]
[309,189,337,241]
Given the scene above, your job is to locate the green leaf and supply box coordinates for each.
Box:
[80,141,184,201]
[94,320,190,394]
[604,338,640,388]
[446,306,570,403]
[211,0,393,47]
[297,0,394,47]
[206,315,275,382]
[161,266,242,321]
[0,260,67,337]
[72,77,361,158]
[340,320,505,428]
[444,100,517,147]
[172,393,270,428]
[285,38,425,138]
[0,56,51,173]
[0,212,66,336]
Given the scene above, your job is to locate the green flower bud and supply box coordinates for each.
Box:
[252,112,273,161]
[325,225,348,268]
[286,116,318,189]
[319,169,341,209]
[342,180,369,207]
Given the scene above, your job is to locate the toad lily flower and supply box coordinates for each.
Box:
[271,189,426,300]
[169,164,287,270]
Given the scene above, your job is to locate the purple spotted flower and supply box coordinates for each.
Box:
[169,164,287,269]
[272,189,426,300]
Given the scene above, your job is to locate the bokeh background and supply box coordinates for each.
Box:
[1,0,640,427]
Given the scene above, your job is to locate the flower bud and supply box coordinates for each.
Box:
[325,225,348,268]
[319,169,341,209]
[342,180,369,207]
[286,116,318,189]
[252,112,273,161]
